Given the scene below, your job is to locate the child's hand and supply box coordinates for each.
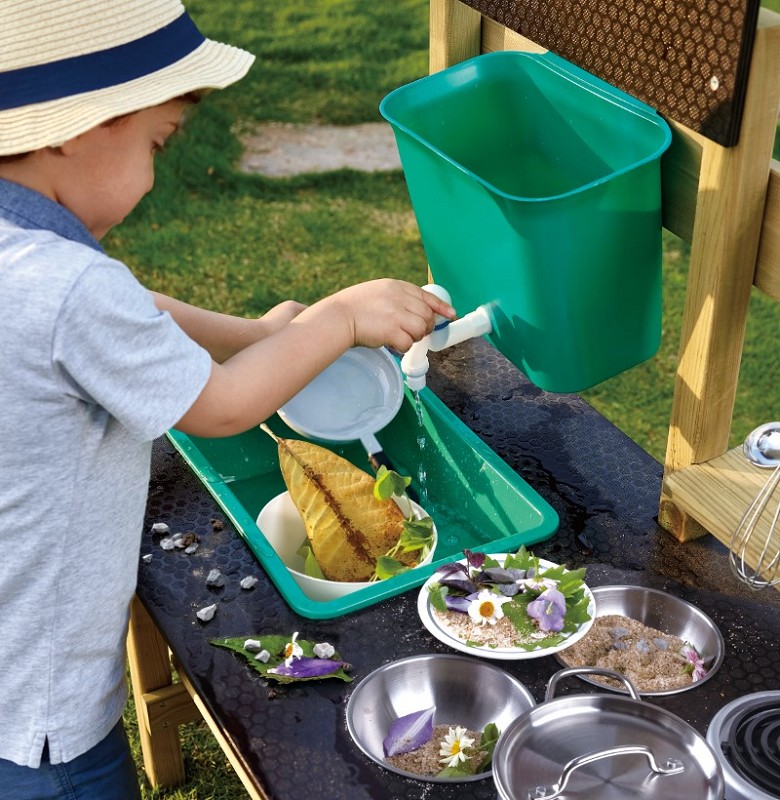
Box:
[324,279,456,352]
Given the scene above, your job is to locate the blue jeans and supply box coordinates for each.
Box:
[0,720,141,800]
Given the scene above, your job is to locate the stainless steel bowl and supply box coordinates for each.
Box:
[345,653,535,782]
[554,584,724,696]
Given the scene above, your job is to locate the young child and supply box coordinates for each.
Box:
[0,2,454,797]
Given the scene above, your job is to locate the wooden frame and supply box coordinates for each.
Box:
[430,0,780,575]
[127,596,269,798]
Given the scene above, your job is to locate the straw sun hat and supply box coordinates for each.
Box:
[0,0,255,155]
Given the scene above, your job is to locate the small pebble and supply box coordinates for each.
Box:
[240,575,259,590]
[206,568,225,588]
[313,642,335,659]
[255,650,271,663]
[244,639,264,652]
[211,518,224,531]
[141,553,153,564]
[159,538,175,551]
[151,522,170,535]
[196,604,217,622]
[184,543,199,555]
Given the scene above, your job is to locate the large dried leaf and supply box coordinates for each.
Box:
[275,437,407,582]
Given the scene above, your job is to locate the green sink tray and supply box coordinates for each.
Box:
[167,386,558,619]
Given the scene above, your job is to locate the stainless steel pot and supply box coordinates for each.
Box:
[492,667,725,799]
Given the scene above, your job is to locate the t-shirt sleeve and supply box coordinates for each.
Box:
[52,255,213,441]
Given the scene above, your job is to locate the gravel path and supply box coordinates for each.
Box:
[239,122,402,177]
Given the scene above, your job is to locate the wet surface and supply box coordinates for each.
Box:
[137,338,780,800]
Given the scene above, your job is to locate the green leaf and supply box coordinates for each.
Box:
[437,760,475,778]
[211,635,352,684]
[477,723,500,770]
[428,584,449,613]
[504,546,535,571]
[374,556,410,580]
[373,465,411,501]
[398,516,434,552]
[503,599,534,634]
[297,545,326,579]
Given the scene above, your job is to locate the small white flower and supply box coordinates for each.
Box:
[254,650,271,663]
[467,589,512,626]
[439,725,475,768]
[283,631,303,666]
[517,576,558,593]
[313,642,335,659]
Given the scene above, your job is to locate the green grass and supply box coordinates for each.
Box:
[114,2,780,796]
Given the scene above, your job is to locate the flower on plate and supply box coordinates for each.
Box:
[283,631,303,666]
[468,589,512,626]
[680,645,708,681]
[527,587,567,633]
[439,725,475,768]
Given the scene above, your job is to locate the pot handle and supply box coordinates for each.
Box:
[545,666,641,701]
[525,745,685,800]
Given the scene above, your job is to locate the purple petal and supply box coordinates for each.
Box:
[435,564,478,594]
[527,596,565,632]
[539,588,566,614]
[444,595,472,613]
[383,707,435,757]
[477,567,517,584]
[464,550,486,570]
[435,562,469,579]
[268,656,343,678]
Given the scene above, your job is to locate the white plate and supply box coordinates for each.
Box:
[277,346,403,444]
[417,554,596,661]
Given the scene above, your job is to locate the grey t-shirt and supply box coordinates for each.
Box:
[0,179,212,768]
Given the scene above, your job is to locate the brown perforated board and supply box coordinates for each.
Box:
[461,0,761,146]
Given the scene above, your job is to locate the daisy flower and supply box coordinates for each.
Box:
[468,589,512,626]
[439,725,475,768]
[283,631,303,667]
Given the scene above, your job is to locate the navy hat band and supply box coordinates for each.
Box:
[0,12,205,112]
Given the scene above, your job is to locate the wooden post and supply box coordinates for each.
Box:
[429,0,481,74]
[659,10,780,540]
[127,595,199,788]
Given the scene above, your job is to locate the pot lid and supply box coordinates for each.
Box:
[493,671,724,799]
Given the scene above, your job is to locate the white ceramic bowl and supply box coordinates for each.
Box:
[256,491,437,602]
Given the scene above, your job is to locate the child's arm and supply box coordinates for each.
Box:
[153,293,306,363]
[174,279,454,438]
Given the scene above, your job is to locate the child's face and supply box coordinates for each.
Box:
[62,99,189,239]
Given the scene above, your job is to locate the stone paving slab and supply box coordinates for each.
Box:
[239,122,402,177]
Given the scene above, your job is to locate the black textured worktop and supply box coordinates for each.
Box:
[136,338,780,800]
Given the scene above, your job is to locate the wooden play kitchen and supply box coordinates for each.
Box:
[128,2,780,799]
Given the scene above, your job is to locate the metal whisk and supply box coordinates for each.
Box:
[729,422,780,590]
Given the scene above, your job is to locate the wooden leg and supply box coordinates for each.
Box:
[127,594,200,788]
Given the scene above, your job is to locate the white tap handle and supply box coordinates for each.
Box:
[422,284,453,326]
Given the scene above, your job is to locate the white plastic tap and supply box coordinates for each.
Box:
[401,284,493,391]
